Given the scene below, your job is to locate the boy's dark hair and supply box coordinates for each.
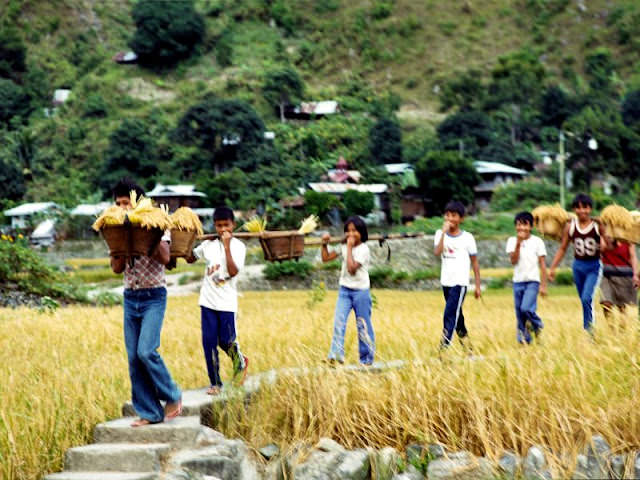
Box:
[514,211,534,225]
[112,177,144,200]
[344,215,368,243]
[213,206,234,222]
[444,200,465,217]
[571,193,593,208]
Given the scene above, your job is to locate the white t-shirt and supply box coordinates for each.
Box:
[434,229,477,287]
[337,243,370,289]
[193,238,246,312]
[506,235,546,283]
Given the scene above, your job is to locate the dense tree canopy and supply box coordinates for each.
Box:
[130,0,205,67]
[262,66,304,122]
[369,117,402,164]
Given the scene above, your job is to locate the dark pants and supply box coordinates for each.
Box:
[201,306,244,387]
[441,285,468,346]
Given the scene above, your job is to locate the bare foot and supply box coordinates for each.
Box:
[164,398,182,421]
[206,385,222,395]
[131,418,155,427]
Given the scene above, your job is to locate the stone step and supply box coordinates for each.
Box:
[45,472,158,480]
[122,388,216,419]
[94,416,202,447]
[65,443,170,472]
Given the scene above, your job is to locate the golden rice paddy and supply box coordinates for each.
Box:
[2,289,639,479]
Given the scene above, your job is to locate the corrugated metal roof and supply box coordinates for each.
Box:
[295,101,339,115]
[309,183,388,194]
[384,163,414,174]
[70,202,112,216]
[31,219,56,238]
[146,184,206,198]
[473,161,527,175]
[4,202,58,216]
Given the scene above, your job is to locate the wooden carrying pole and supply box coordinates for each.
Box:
[197,231,424,244]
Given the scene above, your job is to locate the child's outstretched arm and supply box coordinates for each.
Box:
[548,222,570,281]
[321,233,339,263]
[471,255,481,298]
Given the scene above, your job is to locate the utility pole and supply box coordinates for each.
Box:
[558,131,565,207]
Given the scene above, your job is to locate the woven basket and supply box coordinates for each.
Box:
[170,229,197,258]
[101,225,129,256]
[130,226,164,257]
[259,231,305,262]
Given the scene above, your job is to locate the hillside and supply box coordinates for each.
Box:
[2,0,640,210]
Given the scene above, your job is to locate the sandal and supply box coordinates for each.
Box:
[164,398,182,421]
[206,385,222,395]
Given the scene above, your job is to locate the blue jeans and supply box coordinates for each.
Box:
[572,259,602,330]
[328,286,375,364]
[513,281,543,343]
[441,285,468,346]
[124,287,181,423]
[201,307,245,387]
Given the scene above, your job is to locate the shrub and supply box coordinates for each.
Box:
[264,260,313,280]
[304,190,342,218]
[343,190,375,218]
[490,180,560,212]
[0,78,30,127]
[83,94,108,118]
[554,270,574,285]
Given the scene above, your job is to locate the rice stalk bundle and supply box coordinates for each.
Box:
[127,192,171,230]
[92,206,126,231]
[298,215,319,234]
[602,204,640,243]
[532,204,569,241]
[170,207,203,235]
[243,215,267,233]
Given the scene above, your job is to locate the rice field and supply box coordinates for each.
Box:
[1,289,639,479]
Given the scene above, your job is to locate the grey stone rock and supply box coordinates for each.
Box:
[293,448,344,480]
[391,464,423,480]
[169,440,259,480]
[498,451,520,479]
[523,446,547,479]
[428,444,446,459]
[372,447,400,480]
[65,443,170,472]
[316,437,345,453]
[635,452,640,480]
[195,427,226,447]
[426,451,494,480]
[259,443,280,461]
[576,434,611,479]
[93,416,202,447]
[335,449,370,480]
[609,454,625,480]
[163,470,210,480]
[45,473,160,480]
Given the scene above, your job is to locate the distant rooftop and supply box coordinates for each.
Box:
[4,202,58,216]
[384,163,414,175]
[473,161,527,175]
[309,183,388,194]
[146,184,206,198]
[294,101,339,115]
[70,202,112,216]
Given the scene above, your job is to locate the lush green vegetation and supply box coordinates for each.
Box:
[2,0,640,221]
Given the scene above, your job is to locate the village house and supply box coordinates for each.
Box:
[3,202,59,230]
[146,184,207,212]
[473,160,528,209]
[284,101,340,120]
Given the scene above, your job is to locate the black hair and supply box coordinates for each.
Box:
[213,206,234,222]
[514,211,534,225]
[344,215,368,243]
[112,177,144,200]
[444,200,465,217]
[571,193,593,209]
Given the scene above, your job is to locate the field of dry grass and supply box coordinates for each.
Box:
[1,289,639,479]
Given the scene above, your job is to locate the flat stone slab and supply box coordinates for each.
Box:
[65,443,170,472]
[45,473,159,480]
[94,416,202,447]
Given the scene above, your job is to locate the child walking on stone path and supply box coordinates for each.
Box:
[109,178,182,427]
[188,206,248,395]
[434,200,481,350]
[548,193,608,333]
[506,211,547,344]
[321,215,375,365]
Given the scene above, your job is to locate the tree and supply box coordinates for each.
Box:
[0,152,25,201]
[585,47,616,92]
[414,151,480,215]
[541,85,576,128]
[262,67,304,122]
[0,78,30,128]
[486,49,546,110]
[0,26,26,81]
[439,69,486,112]
[622,89,640,130]
[99,118,157,193]
[129,0,205,67]
[343,190,374,217]
[437,110,492,157]
[196,167,249,208]
[173,98,266,172]
[368,117,402,164]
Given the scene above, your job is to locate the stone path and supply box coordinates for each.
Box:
[44,361,406,480]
